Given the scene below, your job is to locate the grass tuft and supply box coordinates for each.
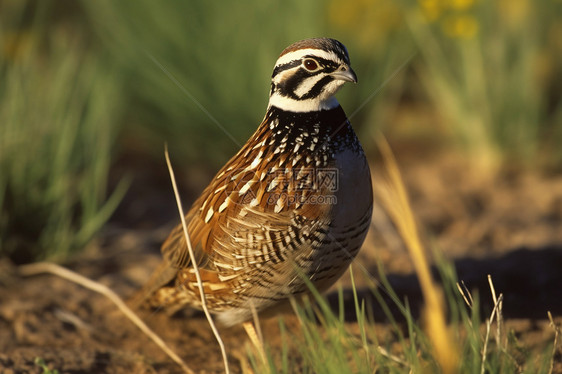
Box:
[0,2,127,262]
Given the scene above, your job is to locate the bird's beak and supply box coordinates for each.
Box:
[330,65,357,83]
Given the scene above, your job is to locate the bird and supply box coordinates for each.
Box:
[133,38,373,327]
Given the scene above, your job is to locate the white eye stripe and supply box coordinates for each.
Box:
[275,49,341,67]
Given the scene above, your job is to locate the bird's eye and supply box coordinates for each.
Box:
[303,59,319,71]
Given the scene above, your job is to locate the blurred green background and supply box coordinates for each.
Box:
[1,0,561,263]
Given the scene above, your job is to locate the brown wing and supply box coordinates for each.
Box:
[160,117,331,274]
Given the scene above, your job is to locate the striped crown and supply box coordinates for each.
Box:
[268,38,357,113]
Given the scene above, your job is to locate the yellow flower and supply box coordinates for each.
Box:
[328,0,358,28]
[447,0,475,11]
[328,0,403,49]
[442,14,478,38]
[498,0,529,27]
[418,0,442,22]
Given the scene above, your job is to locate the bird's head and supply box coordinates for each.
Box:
[268,38,357,113]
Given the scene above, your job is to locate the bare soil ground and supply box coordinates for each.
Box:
[1,150,562,373]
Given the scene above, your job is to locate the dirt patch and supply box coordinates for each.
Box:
[1,152,562,373]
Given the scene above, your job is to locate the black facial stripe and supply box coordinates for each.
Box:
[300,75,333,100]
[275,69,337,101]
[272,60,302,79]
[278,69,319,99]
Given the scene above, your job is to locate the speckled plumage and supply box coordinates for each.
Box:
[133,38,373,326]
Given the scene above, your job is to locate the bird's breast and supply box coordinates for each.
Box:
[330,147,372,225]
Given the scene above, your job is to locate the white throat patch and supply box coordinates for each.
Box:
[268,94,339,112]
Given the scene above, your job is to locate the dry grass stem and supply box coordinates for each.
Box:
[165,145,230,374]
[374,134,459,374]
[481,275,504,374]
[18,262,194,374]
[548,311,560,374]
[376,346,409,367]
[456,280,474,309]
[456,281,475,330]
[487,275,504,350]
